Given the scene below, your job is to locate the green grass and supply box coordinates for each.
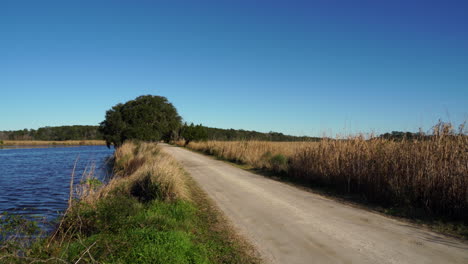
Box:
[53,197,209,264]
[2,186,260,263]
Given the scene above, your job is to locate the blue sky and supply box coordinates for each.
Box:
[1,0,467,136]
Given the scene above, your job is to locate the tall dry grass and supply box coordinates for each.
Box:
[81,141,189,204]
[49,142,190,247]
[186,140,308,170]
[186,126,468,219]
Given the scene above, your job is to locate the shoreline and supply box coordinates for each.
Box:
[0,140,106,147]
[0,145,106,150]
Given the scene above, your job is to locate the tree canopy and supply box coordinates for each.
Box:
[99,95,181,147]
[180,123,208,146]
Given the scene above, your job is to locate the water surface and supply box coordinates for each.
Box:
[0,146,114,231]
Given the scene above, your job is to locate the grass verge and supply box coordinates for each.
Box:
[1,142,261,263]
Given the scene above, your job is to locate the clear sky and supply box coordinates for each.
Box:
[1,0,467,136]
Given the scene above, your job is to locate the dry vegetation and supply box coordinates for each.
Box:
[0,140,106,146]
[185,123,468,221]
[81,142,189,203]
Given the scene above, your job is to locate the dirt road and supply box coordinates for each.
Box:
[162,144,468,264]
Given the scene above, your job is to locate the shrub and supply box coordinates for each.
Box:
[269,154,288,173]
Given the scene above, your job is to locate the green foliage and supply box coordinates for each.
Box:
[180,123,208,146]
[1,178,258,263]
[0,212,39,239]
[80,178,103,189]
[99,95,182,147]
[269,154,288,172]
[0,212,40,258]
[35,195,210,263]
[125,230,208,264]
[260,151,273,165]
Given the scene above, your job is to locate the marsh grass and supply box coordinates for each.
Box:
[186,122,468,223]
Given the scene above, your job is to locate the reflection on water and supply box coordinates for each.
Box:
[0,146,114,232]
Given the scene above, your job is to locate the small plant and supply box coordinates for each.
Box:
[0,212,39,239]
[269,154,288,172]
[260,151,272,168]
[0,212,40,257]
[81,178,103,188]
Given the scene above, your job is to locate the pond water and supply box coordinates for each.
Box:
[0,146,114,232]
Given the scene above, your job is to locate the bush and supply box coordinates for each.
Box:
[269,154,288,173]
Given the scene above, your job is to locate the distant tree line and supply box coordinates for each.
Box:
[3,123,458,144]
[0,125,102,141]
[0,123,319,143]
[378,121,466,141]
[201,127,321,142]
[7,95,460,145]
[378,131,422,141]
[179,123,208,146]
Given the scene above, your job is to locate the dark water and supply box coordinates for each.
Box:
[0,146,114,231]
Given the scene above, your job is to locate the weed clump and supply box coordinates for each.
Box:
[0,212,40,251]
[269,154,288,173]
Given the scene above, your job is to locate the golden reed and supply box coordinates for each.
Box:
[186,125,467,219]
